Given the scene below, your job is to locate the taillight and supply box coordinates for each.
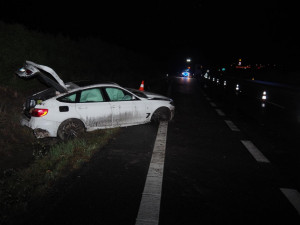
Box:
[31,108,48,117]
[25,69,33,75]
[19,67,32,75]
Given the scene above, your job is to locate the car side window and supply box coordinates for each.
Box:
[58,93,77,103]
[80,88,104,103]
[105,87,132,101]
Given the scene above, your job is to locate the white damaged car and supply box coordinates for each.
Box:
[16,61,175,140]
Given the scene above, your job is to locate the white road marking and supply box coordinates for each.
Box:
[215,109,225,116]
[224,120,240,131]
[135,121,168,225]
[210,102,217,107]
[280,188,300,215]
[240,140,270,163]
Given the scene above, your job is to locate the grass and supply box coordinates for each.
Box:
[0,87,36,161]
[0,128,120,224]
[0,86,121,224]
[0,21,164,224]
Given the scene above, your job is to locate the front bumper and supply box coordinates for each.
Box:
[170,109,175,120]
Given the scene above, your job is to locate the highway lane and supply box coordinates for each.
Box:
[202,76,300,190]
[160,77,300,224]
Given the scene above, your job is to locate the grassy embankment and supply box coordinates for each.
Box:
[0,21,163,223]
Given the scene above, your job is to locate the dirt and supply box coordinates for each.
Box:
[0,86,40,176]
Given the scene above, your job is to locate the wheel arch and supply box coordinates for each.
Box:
[57,118,86,129]
[57,118,86,140]
[151,106,171,122]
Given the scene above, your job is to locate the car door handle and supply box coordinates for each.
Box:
[78,106,87,109]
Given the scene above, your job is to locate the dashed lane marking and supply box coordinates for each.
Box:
[280,188,300,215]
[210,102,217,107]
[135,121,168,225]
[215,109,225,116]
[224,120,240,131]
[241,140,270,163]
[203,92,300,217]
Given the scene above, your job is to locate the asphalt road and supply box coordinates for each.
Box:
[160,77,300,224]
[19,76,300,225]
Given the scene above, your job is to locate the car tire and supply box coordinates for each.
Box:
[151,107,171,124]
[57,119,85,141]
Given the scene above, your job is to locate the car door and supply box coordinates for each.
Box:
[103,87,146,126]
[75,88,112,129]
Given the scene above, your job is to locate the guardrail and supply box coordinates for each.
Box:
[197,71,300,112]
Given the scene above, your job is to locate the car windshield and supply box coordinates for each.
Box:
[126,88,148,98]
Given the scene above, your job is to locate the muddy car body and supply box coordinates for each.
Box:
[16,61,175,140]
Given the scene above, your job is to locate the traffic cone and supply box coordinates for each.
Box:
[139,80,144,91]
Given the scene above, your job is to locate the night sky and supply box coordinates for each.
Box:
[1,1,299,69]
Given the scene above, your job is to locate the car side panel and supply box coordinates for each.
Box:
[75,102,112,129]
[27,100,79,137]
[132,100,148,122]
[144,100,175,120]
[110,100,147,126]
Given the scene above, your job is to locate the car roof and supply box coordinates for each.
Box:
[65,81,124,93]
[71,80,120,87]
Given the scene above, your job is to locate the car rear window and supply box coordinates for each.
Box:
[58,93,77,103]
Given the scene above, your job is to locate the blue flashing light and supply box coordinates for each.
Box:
[182,72,189,77]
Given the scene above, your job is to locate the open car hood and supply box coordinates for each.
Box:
[142,90,171,100]
[16,61,68,93]
[127,88,171,101]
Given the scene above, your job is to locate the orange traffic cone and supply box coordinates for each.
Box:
[139,80,144,91]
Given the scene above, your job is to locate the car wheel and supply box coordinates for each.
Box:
[57,119,85,141]
[151,107,171,124]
